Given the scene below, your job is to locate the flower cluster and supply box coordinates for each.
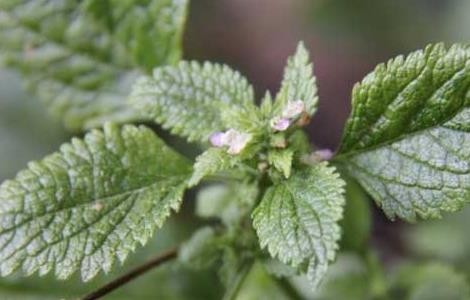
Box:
[209,129,252,154]
[270,100,305,131]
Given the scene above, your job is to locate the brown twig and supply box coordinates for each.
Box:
[79,247,178,300]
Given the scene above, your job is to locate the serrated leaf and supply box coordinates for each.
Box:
[252,163,346,289]
[188,148,241,187]
[337,44,470,221]
[0,123,191,281]
[0,0,187,130]
[130,61,256,143]
[275,42,318,116]
[268,149,294,178]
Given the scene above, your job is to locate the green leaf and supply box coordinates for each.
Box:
[130,61,256,143]
[188,148,241,187]
[236,263,292,300]
[275,42,318,116]
[81,0,188,71]
[252,163,346,289]
[179,227,222,270]
[390,263,470,300]
[268,149,294,178]
[312,253,372,300]
[337,44,470,221]
[0,0,187,130]
[0,123,191,281]
[339,175,371,253]
[196,182,258,225]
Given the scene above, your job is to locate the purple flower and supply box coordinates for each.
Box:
[271,117,290,131]
[282,100,305,118]
[314,149,333,161]
[209,132,227,147]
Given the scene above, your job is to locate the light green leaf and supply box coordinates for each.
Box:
[130,61,256,143]
[268,149,294,178]
[390,263,470,300]
[275,42,318,116]
[0,0,187,130]
[337,44,470,221]
[252,163,346,289]
[179,227,222,270]
[311,253,372,300]
[188,148,241,187]
[196,182,258,225]
[0,123,191,281]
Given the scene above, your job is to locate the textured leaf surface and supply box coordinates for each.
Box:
[268,149,294,178]
[0,0,187,130]
[337,44,470,220]
[189,148,241,187]
[275,42,318,116]
[252,163,345,288]
[130,61,256,143]
[0,123,191,281]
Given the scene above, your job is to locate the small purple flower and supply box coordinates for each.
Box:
[271,117,290,131]
[225,129,251,154]
[282,100,305,118]
[209,132,226,147]
[314,149,333,161]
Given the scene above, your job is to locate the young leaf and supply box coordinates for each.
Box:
[252,163,346,289]
[0,0,187,130]
[336,44,470,221]
[267,149,294,178]
[130,61,256,143]
[275,42,318,116]
[188,148,241,187]
[0,123,191,281]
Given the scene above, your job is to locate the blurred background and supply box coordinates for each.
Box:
[1,0,470,298]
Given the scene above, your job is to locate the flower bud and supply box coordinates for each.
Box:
[209,132,227,147]
[282,100,304,118]
[270,117,290,131]
[314,149,333,161]
[225,129,251,155]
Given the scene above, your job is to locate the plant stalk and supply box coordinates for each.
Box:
[78,247,178,300]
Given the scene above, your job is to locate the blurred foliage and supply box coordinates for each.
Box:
[0,70,67,181]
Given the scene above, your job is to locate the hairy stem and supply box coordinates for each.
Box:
[79,247,178,300]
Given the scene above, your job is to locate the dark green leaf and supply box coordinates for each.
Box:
[337,44,470,220]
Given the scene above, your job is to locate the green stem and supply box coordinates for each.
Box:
[222,262,253,300]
